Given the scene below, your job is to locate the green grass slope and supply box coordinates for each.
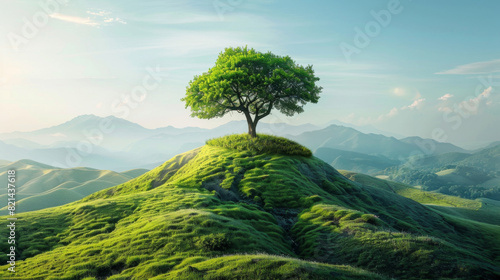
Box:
[0,135,499,279]
[341,170,500,226]
[341,170,481,208]
[0,160,147,214]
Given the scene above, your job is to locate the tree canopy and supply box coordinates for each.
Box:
[182,46,322,137]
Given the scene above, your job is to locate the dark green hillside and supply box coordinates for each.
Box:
[0,135,499,279]
[341,170,500,226]
[387,145,500,200]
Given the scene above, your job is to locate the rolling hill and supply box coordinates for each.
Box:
[0,160,148,214]
[386,144,500,200]
[340,170,500,226]
[0,135,498,279]
[402,144,500,174]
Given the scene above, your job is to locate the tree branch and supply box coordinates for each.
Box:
[256,101,274,122]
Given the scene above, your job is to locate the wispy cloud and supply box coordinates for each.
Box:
[438,93,453,101]
[87,10,127,25]
[49,10,127,27]
[341,96,428,126]
[402,98,426,110]
[436,59,500,75]
[438,87,493,115]
[458,87,493,112]
[103,18,127,24]
[49,13,100,27]
[87,10,111,17]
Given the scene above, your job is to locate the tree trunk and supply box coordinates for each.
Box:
[248,121,257,138]
[244,111,258,138]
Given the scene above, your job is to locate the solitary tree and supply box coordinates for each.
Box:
[182,47,322,138]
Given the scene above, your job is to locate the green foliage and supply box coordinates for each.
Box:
[292,204,496,280]
[182,46,322,137]
[206,133,312,157]
[196,233,232,251]
[160,254,384,280]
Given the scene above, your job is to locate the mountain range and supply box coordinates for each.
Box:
[0,115,319,171]
[0,114,476,172]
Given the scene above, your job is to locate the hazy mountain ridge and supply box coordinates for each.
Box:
[0,116,319,171]
[291,125,468,159]
[315,147,399,174]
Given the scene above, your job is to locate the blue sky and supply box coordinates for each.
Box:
[1,0,500,147]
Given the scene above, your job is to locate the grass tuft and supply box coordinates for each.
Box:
[206,133,312,157]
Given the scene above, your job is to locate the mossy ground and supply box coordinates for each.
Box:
[206,133,312,157]
[0,136,499,279]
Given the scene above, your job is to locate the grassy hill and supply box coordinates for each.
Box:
[340,170,500,226]
[0,160,148,214]
[383,145,500,201]
[0,135,499,279]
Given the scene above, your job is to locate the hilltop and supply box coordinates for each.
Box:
[0,135,499,279]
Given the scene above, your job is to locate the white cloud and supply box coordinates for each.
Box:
[438,93,453,101]
[103,17,127,24]
[49,11,127,27]
[451,87,493,115]
[49,13,100,27]
[87,10,111,17]
[387,107,399,117]
[402,98,425,110]
[436,59,500,75]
